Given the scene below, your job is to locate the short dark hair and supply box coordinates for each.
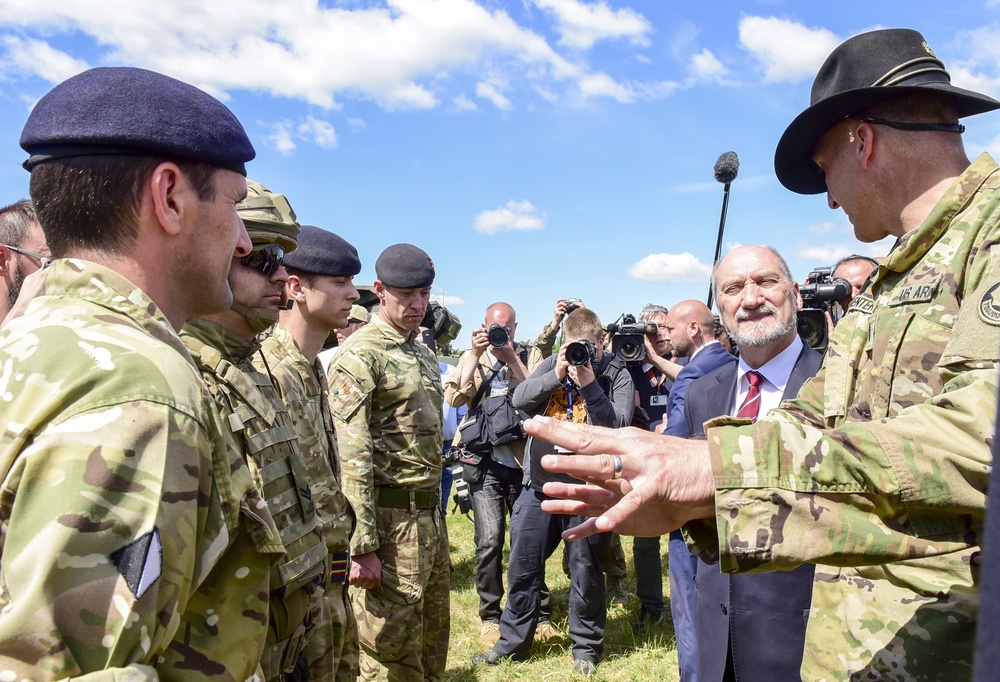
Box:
[285,267,317,286]
[857,91,960,125]
[29,155,217,258]
[0,199,38,247]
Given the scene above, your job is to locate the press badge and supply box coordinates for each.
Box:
[490,379,509,398]
[650,395,668,406]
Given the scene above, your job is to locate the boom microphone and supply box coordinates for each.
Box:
[707,151,740,310]
[713,151,740,185]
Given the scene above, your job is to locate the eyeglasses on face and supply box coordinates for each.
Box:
[3,243,51,268]
[240,244,285,276]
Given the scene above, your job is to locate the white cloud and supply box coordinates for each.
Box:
[432,294,466,306]
[738,16,841,83]
[0,0,667,111]
[476,80,512,110]
[688,48,727,83]
[797,244,855,264]
[0,35,88,83]
[452,93,478,111]
[265,120,297,155]
[628,252,712,283]
[474,199,545,235]
[347,117,366,133]
[531,0,652,50]
[298,116,338,149]
[807,221,842,235]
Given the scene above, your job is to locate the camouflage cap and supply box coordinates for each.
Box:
[348,304,369,324]
[238,180,300,253]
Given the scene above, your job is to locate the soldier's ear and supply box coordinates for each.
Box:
[0,244,11,273]
[286,274,308,303]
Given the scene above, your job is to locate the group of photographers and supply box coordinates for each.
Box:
[441,247,879,677]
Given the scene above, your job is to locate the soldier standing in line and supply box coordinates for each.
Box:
[180,181,329,682]
[0,66,279,679]
[327,243,450,681]
[258,224,363,680]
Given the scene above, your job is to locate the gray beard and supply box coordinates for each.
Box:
[728,303,796,349]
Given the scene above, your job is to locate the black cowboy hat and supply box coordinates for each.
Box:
[774,28,1000,195]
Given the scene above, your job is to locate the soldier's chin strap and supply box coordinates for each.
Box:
[231,301,280,335]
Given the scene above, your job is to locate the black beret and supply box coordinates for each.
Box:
[375,243,435,288]
[20,67,255,175]
[282,225,361,277]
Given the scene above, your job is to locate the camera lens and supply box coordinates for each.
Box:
[487,323,509,348]
[616,337,643,362]
[565,341,590,366]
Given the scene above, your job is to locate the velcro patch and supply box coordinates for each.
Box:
[979,281,1000,326]
[110,528,162,599]
[888,275,941,306]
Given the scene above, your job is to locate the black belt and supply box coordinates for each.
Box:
[376,486,440,511]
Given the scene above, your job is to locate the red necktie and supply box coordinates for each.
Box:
[736,371,764,422]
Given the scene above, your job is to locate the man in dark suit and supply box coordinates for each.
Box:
[685,245,822,682]
[661,299,736,681]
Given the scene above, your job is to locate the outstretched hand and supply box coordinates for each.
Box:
[525,416,716,539]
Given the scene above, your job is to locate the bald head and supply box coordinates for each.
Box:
[485,301,517,345]
[665,299,715,358]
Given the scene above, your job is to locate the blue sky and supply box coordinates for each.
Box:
[1,1,1000,343]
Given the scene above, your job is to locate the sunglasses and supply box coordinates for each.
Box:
[4,243,52,268]
[240,244,285,276]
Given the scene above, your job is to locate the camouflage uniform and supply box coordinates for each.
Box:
[0,260,281,680]
[327,315,450,682]
[695,153,1000,680]
[181,317,328,682]
[259,323,359,681]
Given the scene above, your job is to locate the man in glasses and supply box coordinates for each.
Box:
[257,224,363,681]
[0,198,49,319]
[0,67,280,679]
[181,181,330,682]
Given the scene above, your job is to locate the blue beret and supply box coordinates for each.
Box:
[375,243,435,288]
[20,67,255,175]
[282,225,361,277]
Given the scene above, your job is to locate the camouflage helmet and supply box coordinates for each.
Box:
[237,179,299,253]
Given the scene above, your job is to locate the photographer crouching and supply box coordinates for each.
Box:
[472,308,634,676]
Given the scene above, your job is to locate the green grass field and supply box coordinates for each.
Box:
[442,508,681,681]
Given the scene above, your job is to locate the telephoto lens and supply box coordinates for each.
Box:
[564,341,591,366]
[487,323,509,348]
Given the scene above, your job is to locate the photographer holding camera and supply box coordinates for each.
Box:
[444,302,549,647]
[472,308,633,676]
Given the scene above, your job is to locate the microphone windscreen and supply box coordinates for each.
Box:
[714,151,740,184]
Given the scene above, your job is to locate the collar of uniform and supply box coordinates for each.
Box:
[183,316,261,365]
[15,258,190,361]
[267,322,323,393]
[883,152,1000,276]
[369,313,417,345]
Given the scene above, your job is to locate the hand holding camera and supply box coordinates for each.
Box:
[563,339,597,387]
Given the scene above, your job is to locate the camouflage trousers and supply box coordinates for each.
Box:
[305,579,360,682]
[353,506,450,682]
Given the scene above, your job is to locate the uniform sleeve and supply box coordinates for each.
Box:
[327,350,380,556]
[0,403,223,679]
[529,320,560,359]
[704,281,999,573]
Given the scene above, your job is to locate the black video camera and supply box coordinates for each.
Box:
[607,314,656,363]
[487,323,509,348]
[797,267,851,353]
[565,339,599,366]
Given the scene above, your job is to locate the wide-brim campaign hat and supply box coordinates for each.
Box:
[775,28,1000,195]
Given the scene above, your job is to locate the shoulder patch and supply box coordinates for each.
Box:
[979,281,1000,325]
[110,528,162,599]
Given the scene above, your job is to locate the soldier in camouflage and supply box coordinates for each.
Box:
[181,181,329,682]
[258,224,363,681]
[0,67,280,680]
[327,243,450,681]
[531,29,1000,681]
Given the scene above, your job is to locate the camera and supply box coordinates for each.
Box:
[487,323,509,348]
[564,339,598,366]
[797,267,851,352]
[607,314,657,363]
[563,298,583,315]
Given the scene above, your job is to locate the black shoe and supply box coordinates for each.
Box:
[572,658,597,676]
[632,605,664,634]
[472,649,502,666]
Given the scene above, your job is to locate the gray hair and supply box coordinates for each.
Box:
[0,199,38,247]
